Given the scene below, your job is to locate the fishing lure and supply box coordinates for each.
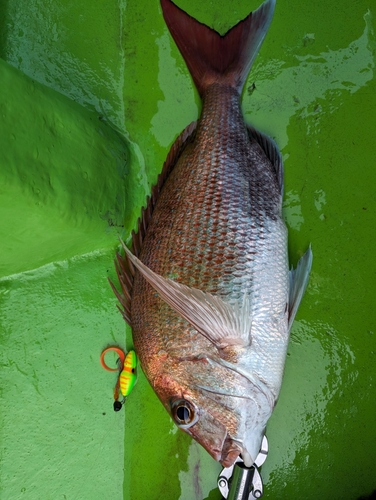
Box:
[100,347,137,411]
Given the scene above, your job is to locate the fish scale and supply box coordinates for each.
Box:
[131,81,288,403]
[112,0,312,469]
[138,92,278,299]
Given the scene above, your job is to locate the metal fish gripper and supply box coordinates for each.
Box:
[218,436,268,500]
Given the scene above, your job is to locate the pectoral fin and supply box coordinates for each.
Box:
[121,241,251,349]
[288,245,313,330]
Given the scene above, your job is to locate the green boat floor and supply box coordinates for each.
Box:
[0,0,376,499]
[0,59,130,277]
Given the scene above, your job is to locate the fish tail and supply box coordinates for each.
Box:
[160,0,275,95]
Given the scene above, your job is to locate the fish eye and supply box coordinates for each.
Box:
[171,399,198,429]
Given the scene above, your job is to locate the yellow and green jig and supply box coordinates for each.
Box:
[100,347,137,412]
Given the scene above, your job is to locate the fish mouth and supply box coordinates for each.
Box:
[184,406,244,467]
[188,424,242,467]
[218,436,243,468]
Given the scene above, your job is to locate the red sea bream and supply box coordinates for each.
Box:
[111,0,312,468]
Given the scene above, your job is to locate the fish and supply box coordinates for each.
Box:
[110,0,312,468]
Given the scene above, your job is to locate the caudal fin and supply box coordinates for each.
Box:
[160,0,275,95]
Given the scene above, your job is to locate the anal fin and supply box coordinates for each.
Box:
[247,125,284,196]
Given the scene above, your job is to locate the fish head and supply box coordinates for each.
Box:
[170,396,244,467]
[153,369,242,466]
[152,356,272,468]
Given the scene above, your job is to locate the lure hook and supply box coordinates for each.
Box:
[101,347,138,411]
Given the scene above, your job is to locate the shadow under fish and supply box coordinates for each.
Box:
[110,0,312,469]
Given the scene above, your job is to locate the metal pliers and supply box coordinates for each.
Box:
[218,436,268,500]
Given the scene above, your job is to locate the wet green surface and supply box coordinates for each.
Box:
[0,0,375,499]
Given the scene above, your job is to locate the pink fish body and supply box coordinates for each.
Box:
[112,0,312,468]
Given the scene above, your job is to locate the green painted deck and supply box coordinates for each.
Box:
[0,0,375,498]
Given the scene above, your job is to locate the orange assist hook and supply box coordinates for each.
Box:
[100,347,137,411]
[100,347,126,372]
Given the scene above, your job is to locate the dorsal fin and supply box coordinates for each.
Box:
[109,121,197,326]
[247,125,284,196]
